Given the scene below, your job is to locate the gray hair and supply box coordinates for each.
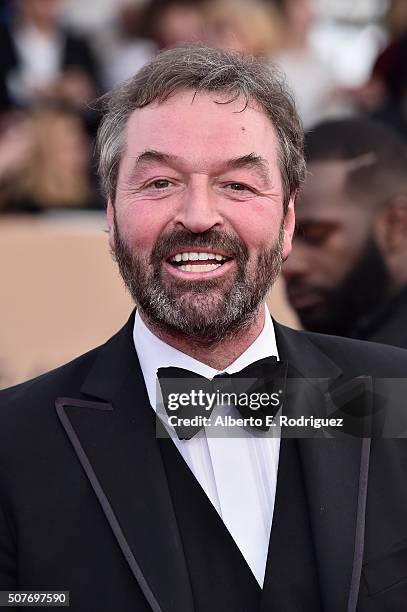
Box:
[96,45,306,212]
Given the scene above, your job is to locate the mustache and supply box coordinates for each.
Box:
[150,229,249,265]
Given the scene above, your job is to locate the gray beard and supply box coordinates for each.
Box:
[113,218,284,346]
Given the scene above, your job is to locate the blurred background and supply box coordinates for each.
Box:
[1,0,406,387]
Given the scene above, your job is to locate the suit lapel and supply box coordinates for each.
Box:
[55,312,194,612]
[274,322,370,612]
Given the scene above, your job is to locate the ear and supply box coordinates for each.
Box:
[282,193,296,261]
[106,198,115,252]
[374,196,407,256]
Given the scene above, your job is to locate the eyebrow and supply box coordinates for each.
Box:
[127,149,272,186]
[223,153,271,185]
[134,149,177,166]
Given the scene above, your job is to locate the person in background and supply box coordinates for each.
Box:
[284,118,407,349]
[0,113,32,209]
[266,0,351,128]
[97,2,157,89]
[349,0,407,140]
[0,109,101,212]
[0,0,101,113]
[140,0,207,50]
[204,0,281,58]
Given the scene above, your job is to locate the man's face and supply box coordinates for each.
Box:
[283,161,389,335]
[108,90,295,343]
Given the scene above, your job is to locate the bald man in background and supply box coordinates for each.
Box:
[284,118,407,348]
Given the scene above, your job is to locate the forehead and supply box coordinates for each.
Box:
[297,160,359,221]
[121,90,280,172]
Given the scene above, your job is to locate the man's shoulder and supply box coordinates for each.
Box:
[277,323,407,377]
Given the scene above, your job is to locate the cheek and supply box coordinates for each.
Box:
[227,202,282,251]
[116,202,169,252]
[316,233,368,284]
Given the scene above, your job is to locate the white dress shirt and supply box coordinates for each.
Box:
[133,307,281,587]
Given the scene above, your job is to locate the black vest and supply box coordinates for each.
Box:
[158,438,322,611]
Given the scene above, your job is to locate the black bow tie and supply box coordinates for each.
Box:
[156,356,288,440]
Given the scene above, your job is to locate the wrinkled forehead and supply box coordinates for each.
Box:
[121,89,280,167]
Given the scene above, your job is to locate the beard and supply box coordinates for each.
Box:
[113,217,285,346]
[295,238,391,336]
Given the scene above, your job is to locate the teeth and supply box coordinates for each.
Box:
[179,263,221,272]
[170,251,228,263]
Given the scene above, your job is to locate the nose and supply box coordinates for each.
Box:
[282,240,310,282]
[173,177,224,234]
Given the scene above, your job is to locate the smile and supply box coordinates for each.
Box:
[167,251,232,273]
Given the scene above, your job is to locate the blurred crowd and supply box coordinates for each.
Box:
[0,0,406,213]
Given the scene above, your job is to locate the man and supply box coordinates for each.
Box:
[1,47,407,612]
[284,118,407,348]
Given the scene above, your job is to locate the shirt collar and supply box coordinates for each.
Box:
[133,305,279,410]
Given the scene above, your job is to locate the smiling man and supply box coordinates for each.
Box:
[1,46,407,612]
[108,86,294,361]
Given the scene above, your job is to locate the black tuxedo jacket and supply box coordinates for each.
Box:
[1,312,407,611]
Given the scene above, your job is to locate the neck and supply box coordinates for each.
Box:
[140,305,267,370]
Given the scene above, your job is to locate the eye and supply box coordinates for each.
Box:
[296,222,336,245]
[148,179,172,189]
[225,182,254,193]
